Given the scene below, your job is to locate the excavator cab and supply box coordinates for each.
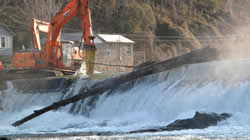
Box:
[61,41,74,68]
[50,40,83,70]
[61,41,83,70]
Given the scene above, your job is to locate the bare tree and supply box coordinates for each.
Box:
[9,0,66,26]
[0,0,11,15]
[224,0,233,17]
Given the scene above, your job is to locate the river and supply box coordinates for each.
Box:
[1,59,250,139]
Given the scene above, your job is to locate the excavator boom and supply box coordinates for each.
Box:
[31,19,50,50]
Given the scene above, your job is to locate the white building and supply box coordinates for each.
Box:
[61,32,135,72]
[0,25,14,57]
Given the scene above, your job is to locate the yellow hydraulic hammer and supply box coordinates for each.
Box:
[84,46,96,75]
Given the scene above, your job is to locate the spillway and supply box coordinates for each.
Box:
[1,59,250,139]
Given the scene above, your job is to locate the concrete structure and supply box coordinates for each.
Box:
[61,33,135,72]
[0,25,14,57]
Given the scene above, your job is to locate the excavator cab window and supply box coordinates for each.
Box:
[61,41,74,67]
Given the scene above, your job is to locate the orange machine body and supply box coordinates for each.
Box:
[13,0,95,71]
[12,51,42,68]
[0,61,2,71]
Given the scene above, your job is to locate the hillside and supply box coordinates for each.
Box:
[92,0,250,61]
[1,0,250,62]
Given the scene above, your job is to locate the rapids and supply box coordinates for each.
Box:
[1,59,250,139]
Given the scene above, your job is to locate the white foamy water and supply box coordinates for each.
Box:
[1,59,250,139]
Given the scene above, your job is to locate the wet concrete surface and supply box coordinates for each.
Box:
[0,70,75,93]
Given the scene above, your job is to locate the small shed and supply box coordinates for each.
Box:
[61,33,135,73]
[0,25,14,57]
[95,34,135,72]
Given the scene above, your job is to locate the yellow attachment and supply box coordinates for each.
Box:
[85,47,96,75]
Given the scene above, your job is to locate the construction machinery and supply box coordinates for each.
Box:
[12,0,96,75]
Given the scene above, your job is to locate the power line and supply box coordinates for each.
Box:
[4,22,250,42]
[123,34,250,38]
[131,37,250,42]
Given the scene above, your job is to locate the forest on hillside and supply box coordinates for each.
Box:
[1,0,250,61]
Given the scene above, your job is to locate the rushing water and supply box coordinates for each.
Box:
[1,59,250,139]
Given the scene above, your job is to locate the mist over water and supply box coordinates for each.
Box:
[1,59,250,139]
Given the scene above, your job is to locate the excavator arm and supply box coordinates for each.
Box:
[45,0,96,74]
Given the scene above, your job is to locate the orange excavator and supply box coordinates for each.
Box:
[12,0,96,75]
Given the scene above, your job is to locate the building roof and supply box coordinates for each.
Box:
[61,32,135,44]
[0,24,15,36]
[61,32,103,44]
[97,34,135,44]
